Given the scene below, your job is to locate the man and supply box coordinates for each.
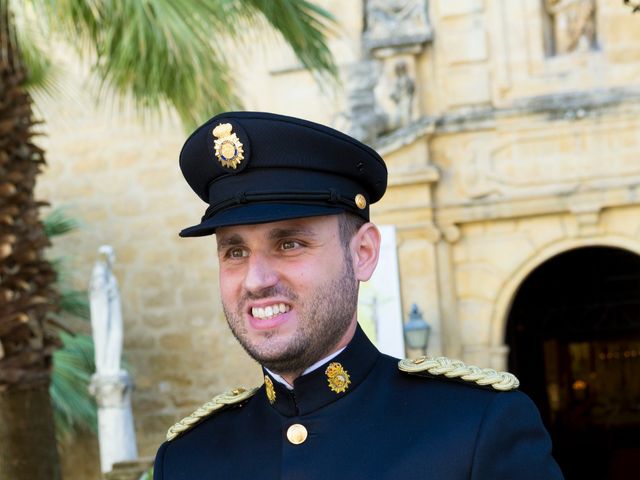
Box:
[153,112,563,479]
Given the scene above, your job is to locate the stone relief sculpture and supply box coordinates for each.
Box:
[340,0,431,142]
[389,60,416,130]
[364,0,432,51]
[545,0,597,55]
[458,128,640,200]
[339,61,388,143]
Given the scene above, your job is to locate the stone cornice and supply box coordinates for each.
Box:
[435,183,640,226]
[387,165,440,187]
[373,116,436,156]
[377,87,640,138]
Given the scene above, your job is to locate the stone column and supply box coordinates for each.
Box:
[434,230,463,360]
[89,372,138,473]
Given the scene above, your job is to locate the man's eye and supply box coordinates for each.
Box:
[281,241,299,250]
[228,248,248,258]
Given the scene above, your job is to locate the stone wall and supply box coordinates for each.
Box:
[34,0,640,476]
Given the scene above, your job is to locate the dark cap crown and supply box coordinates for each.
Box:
[179,111,388,237]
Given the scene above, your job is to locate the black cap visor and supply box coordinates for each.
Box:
[179,203,354,237]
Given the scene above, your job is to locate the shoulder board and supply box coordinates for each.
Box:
[398,356,519,392]
[166,386,258,441]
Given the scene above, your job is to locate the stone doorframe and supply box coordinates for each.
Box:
[488,235,640,371]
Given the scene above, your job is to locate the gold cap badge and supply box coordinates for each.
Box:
[213,123,244,169]
[355,193,367,210]
[325,362,351,394]
[264,375,276,404]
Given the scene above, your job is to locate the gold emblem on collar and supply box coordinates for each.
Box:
[264,375,276,404]
[212,123,244,169]
[325,362,351,394]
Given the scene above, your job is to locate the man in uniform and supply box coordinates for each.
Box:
[153,111,563,479]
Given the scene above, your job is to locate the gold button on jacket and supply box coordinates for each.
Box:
[286,424,308,445]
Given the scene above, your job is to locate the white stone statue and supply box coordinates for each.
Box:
[90,245,123,375]
[89,245,138,473]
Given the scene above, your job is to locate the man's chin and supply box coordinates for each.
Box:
[246,342,309,372]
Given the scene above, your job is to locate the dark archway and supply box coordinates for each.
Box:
[506,247,640,480]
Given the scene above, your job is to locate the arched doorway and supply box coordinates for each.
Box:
[506,246,640,480]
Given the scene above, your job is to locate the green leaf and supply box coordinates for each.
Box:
[50,332,97,441]
[59,289,90,321]
[43,208,81,238]
[241,0,338,79]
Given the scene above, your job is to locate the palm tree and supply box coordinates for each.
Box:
[0,1,336,478]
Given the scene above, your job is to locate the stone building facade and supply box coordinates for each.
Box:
[37,0,640,477]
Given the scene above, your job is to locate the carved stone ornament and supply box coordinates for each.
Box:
[337,61,388,143]
[379,57,417,131]
[364,0,433,54]
[89,372,134,409]
[545,0,597,55]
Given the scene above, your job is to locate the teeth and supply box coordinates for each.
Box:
[252,303,290,319]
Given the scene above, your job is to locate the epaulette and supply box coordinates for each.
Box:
[398,356,519,391]
[166,386,258,441]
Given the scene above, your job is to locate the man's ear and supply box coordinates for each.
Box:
[350,223,381,282]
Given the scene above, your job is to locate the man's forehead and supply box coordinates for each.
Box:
[215,215,338,242]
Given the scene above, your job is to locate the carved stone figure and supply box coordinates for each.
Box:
[545,0,597,55]
[340,61,388,143]
[389,60,416,129]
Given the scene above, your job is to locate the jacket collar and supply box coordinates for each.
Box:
[261,323,380,417]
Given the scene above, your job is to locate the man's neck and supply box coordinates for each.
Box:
[266,346,347,389]
[272,321,358,386]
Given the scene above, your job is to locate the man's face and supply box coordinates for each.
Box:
[216,215,359,376]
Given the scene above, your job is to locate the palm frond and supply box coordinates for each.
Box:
[240,0,337,80]
[43,208,81,238]
[42,208,94,439]
[12,6,63,96]
[28,0,337,127]
[59,288,90,320]
[50,332,97,441]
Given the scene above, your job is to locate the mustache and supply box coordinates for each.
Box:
[240,285,299,304]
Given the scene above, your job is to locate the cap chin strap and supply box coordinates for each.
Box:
[202,189,363,222]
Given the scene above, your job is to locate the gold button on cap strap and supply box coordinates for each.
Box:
[398,356,520,391]
[286,424,308,445]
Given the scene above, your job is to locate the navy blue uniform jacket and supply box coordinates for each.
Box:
[154,326,563,479]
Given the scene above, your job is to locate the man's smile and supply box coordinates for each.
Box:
[251,303,291,320]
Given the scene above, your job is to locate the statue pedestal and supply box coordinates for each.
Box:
[89,371,138,473]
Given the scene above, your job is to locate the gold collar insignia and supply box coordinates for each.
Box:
[264,375,276,404]
[325,362,351,394]
[212,123,244,169]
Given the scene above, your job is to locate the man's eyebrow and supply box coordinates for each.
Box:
[216,234,244,250]
[268,227,317,240]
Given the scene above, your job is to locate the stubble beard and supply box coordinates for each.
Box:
[222,251,358,378]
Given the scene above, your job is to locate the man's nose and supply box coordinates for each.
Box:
[243,253,279,293]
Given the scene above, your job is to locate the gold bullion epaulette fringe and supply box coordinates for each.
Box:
[398,356,520,391]
[166,387,258,441]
